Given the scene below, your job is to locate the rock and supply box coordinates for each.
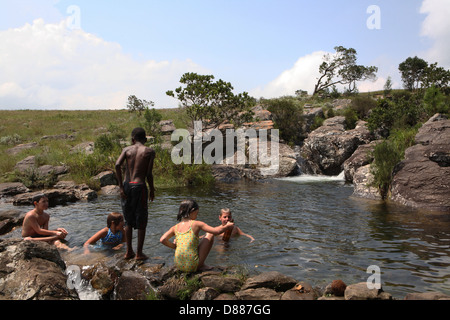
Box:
[37,165,68,177]
[390,116,450,211]
[240,271,297,292]
[351,165,383,200]
[6,142,38,156]
[54,181,98,202]
[158,274,189,300]
[100,185,120,196]
[70,142,95,155]
[344,282,392,300]
[211,165,244,183]
[191,287,220,300]
[13,189,78,207]
[159,120,177,135]
[301,119,372,176]
[214,293,238,300]
[235,288,282,300]
[90,269,115,298]
[404,291,450,300]
[93,171,117,187]
[0,239,78,300]
[14,156,37,173]
[343,141,381,183]
[114,270,153,300]
[303,107,324,132]
[0,182,30,197]
[0,209,26,235]
[200,275,242,293]
[330,279,347,296]
[281,281,317,300]
[12,183,97,207]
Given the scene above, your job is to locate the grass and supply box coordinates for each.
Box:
[0,108,213,189]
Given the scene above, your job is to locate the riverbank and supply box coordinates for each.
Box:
[1,239,449,301]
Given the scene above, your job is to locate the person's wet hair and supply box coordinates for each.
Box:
[177,199,199,221]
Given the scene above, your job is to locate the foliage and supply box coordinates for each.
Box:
[343,108,358,130]
[141,108,163,141]
[399,56,450,91]
[399,56,428,91]
[423,86,449,115]
[370,127,418,199]
[350,96,377,119]
[166,73,255,131]
[126,95,154,116]
[313,46,378,95]
[384,76,393,96]
[261,96,305,144]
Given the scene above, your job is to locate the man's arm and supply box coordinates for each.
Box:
[115,150,127,199]
[146,149,156,202]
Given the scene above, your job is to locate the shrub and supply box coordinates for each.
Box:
[370,127,418,199]
[263,96,304,145]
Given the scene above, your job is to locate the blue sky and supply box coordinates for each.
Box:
[0,0,449,109]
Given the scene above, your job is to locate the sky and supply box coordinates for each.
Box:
[0,0,449,110]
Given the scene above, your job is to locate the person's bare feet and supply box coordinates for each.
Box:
[124,251,136,259]
[135,254,149,261]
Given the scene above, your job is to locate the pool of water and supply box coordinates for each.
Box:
[3,175,450,299]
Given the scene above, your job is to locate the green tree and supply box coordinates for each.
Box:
[423,85,448,115]
[126,95,154,116]
[262,96,304,145]
[422,63,450,90]
[313,46,378,95]
[384,76,393,96]
[398,56,428,91]
[167,73,255,130]
[142,108,163,142]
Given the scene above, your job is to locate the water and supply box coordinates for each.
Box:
[2,174,450,299]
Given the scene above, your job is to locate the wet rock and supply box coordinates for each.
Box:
[344,282,392,300]
[404,291,450,300]
[191,287,220,300]
[0,209,26,236]
[0,182,30,197]
[281,282,317,300]
[115,270,154,300]
[240,271,297,292]
[0,239,78,300]
[200,274,242,293]
[235,287,282,300]
[351,165,383,200]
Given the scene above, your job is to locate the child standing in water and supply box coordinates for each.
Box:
[160,200,234,272]
[83,212,126,254]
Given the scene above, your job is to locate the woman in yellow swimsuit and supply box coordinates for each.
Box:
[160,199,234,272]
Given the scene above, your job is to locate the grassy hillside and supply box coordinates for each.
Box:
[0,108,213,189]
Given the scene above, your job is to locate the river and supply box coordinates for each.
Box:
[3,174,450,299]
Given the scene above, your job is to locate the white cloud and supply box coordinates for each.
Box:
[420,0,450,68]
[0,19,209,109]
[250,51,328,98]
[250,50,388,98]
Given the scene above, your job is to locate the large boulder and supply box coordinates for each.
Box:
[301,119,372,175]
[0,209,26,235]
[390,115,450,211]
[0,239,78,300]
